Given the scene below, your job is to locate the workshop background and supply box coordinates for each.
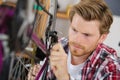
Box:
[0,0,120,56]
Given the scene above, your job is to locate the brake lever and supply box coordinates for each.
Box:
[46,30,58,56]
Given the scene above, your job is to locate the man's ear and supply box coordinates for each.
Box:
[98,33,108,43]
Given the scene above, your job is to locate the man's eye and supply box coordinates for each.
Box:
[83,33,90,36]
[72,28,77,32]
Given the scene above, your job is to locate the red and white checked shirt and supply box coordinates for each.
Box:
[37,38,120,80]
[64,43,120,80]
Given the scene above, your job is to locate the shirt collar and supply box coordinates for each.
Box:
[86,43,109,67]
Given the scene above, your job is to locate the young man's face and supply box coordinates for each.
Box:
[68,13,107,57]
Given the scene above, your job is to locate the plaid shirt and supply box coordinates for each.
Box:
[37,38,120,80]
[63,42,120,80]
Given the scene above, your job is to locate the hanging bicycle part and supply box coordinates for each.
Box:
[0,0,39,79]
[35,0,58,80]
[9,0,35,52]
[6,0,36,79]
[0,0,58,79]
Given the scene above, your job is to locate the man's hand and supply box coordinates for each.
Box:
[50,43,69,80]
[27,64,41,80]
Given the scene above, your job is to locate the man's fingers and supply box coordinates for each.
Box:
[59,42,65,52]
[52,43,65,53]
[52,43,60,51]
[27,64,41,80]
[49,54,61,61]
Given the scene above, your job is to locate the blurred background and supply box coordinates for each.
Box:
[0,0,120,56]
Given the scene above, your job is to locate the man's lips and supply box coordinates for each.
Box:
[71,45,82,50]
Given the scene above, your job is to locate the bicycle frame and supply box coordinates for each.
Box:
[0,0,58,79]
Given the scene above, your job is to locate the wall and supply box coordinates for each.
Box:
[104,16,120,56]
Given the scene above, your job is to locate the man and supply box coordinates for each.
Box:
[28,0,120,80]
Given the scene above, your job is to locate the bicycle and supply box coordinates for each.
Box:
[0,0,58,79]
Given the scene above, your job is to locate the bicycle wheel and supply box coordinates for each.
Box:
[0,0,58,80]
